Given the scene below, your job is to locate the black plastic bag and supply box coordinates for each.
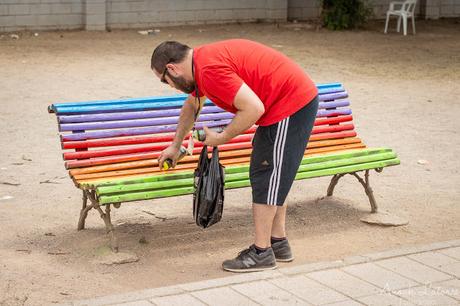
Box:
[193,145,225,228]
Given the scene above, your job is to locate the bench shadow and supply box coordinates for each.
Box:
[49,196,375,258]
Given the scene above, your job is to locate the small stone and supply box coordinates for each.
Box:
[10,34,19,40]
[0,195,14,201]
[97,252,139,265]
[34,33,39,37]
[139,236,148,244]
[138,30,149,35]
[417,159,429,165]
[360,211,409,226]
[154,29,161,33]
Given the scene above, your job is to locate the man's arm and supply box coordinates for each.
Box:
[158,94,205,168]
[170,94,204,148]
[203,83,264,146]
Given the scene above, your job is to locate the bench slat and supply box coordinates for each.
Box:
[92,148,389,187]
[70,140,364,179]
[60,116,354,150]
[96,151,397,195]
[58,106,224,123]
[59,112,235,132]
[48,83,344,113]
[75,143,367,186]
[62,124,355,161]
[64,130,358,169]
[78,143,370,188]
[72,138,364,181]
[60,119,231,142]
[52,89,345,115]
[98,154,399,204]
[58,103,350,134]
[57,100,349,125]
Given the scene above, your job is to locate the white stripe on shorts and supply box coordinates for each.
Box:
[267,117,290,205]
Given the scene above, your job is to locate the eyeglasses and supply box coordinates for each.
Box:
[160,59,173,84]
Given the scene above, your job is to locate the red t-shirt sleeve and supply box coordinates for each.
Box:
[201,65,243,112]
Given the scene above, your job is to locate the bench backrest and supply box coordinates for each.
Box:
[48,82,366,189]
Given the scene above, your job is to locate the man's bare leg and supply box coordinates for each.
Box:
[253,203,277,248]
[271,205,287,239]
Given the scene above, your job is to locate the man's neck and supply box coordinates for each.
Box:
[184,49,194,81]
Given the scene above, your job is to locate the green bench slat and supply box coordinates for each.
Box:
[98,152,400,204]
[96,150,397,196]
[88,148,393,189]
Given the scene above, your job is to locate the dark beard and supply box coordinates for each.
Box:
[169,74,196,94]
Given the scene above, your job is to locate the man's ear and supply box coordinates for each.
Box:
[166,63,180,77]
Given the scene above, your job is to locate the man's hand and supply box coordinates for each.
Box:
[202,126,228,147]
[158,145,180,170]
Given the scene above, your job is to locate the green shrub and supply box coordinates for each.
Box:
[321,0,373,30]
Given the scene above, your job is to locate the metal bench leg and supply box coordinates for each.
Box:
[327,174,346,197]
[78,191,93,230]
[327,170,379,213]
[326,170,408,226]
[351,170,378,213]
[83,190,119,253]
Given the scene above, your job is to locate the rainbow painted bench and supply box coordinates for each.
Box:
[48,83,404,252]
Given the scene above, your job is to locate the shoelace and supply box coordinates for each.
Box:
[236,246,253,259]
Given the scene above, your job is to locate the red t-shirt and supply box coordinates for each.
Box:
[193,39,317,126]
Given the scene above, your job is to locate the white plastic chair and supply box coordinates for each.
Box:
[384,0,417,36]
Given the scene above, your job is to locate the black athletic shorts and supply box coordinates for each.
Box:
[250,96,319,206]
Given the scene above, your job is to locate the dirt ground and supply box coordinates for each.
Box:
[0,19,459,305]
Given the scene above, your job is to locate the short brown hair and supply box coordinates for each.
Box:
[151,41,191,73]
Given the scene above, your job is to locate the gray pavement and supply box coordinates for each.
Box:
[67,240,460,306]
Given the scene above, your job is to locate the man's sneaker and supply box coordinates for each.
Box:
[271,239,294,262]
[222,245,277,273]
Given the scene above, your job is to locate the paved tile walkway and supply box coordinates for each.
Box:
[67,240,460,306]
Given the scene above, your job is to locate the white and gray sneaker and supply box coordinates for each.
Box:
[271,239,294,262]
[222,245,277,273]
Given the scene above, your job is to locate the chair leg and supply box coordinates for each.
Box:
[384,14,390,34]
[403,17,407,36]
[412,16,416,34]
[397,17,401,32]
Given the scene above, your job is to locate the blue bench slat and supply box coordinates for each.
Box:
[49,83,344,114]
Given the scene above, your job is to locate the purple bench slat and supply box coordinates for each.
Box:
[58,106,225,123]
[61,120,232,142]
[60,112,234,132]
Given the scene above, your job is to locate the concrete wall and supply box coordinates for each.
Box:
[1,0,459,32]
[287,0,320,21]
[286,0,426,20]
[420,0,460,19]
[0,0,83,32]
[107,0,287,29]
[0,0,287,32]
